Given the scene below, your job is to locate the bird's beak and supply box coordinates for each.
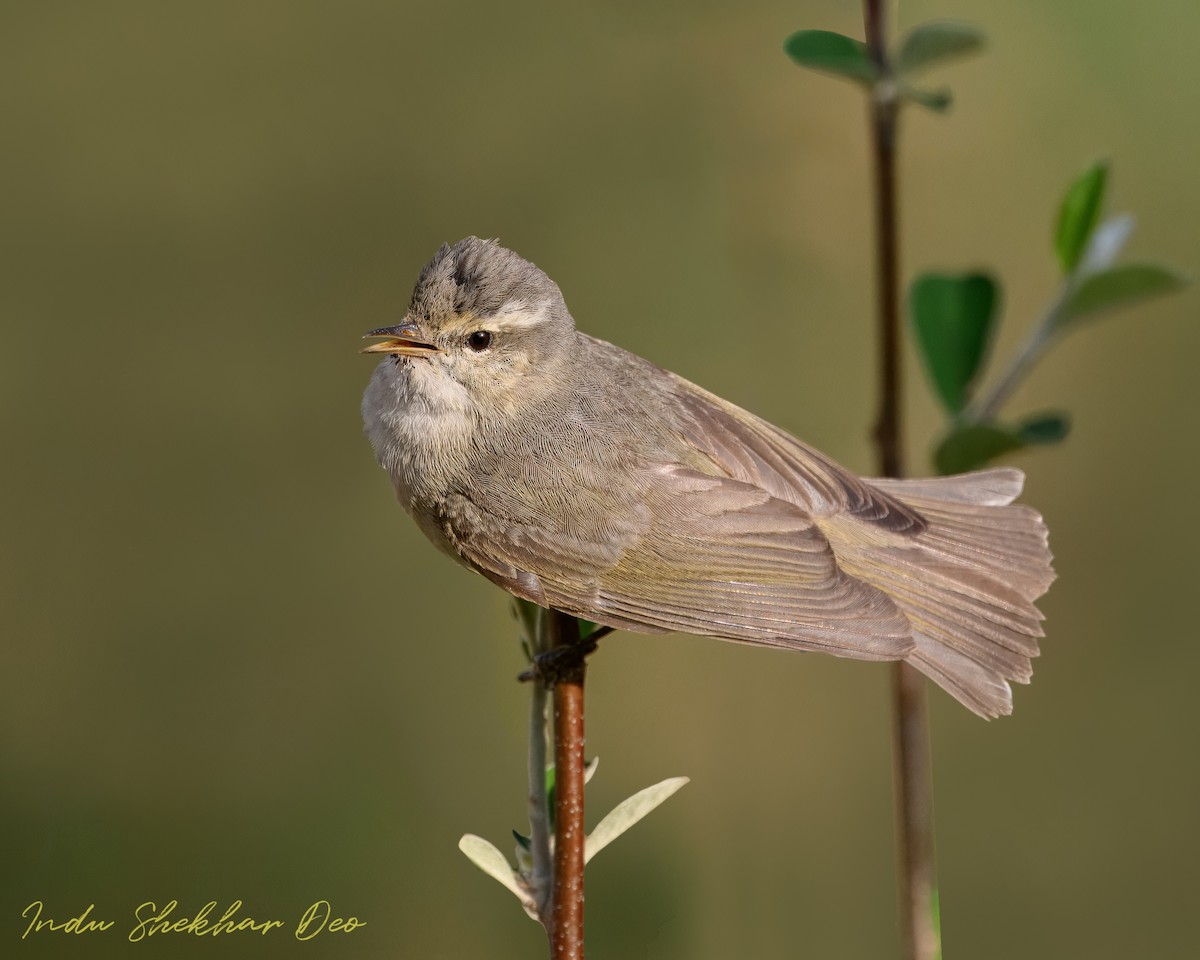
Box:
[360,320,440,357]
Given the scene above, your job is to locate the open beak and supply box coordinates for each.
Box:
[360,321,440,357]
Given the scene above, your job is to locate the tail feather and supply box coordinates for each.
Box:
[831,468,1054,718]
[868,468,1026,506]
[907,633,1018,718]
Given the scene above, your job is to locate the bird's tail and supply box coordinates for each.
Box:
[836,468,1055,718]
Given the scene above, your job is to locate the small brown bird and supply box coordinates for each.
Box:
[362,238,1054,718]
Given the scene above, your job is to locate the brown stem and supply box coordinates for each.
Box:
[891,661,938,960]
[547,609,586,960]
[862,3,941,959]
[865,0,903,479]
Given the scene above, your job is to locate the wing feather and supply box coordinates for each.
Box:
[670,375,926,533]
[431,353,1051,716]
[444,465,913,662]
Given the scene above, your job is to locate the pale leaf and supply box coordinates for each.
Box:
[584,777,690,864]
[1079,214,1135,275]
[458,834,535,912]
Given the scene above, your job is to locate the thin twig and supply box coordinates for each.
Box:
[527,610,553,920]
[547,609,587,960]
[971,306,1058,421]
[890,662,938,960]
[865,1,902,479]
[862,2,941,959]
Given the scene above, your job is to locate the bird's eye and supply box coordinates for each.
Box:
[466,330,493,351]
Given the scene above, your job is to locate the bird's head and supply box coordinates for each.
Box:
[362,237,575,415]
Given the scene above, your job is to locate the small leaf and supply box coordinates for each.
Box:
[934,423,1025,475]
[1079,214,1135,274]
[1060,262,1188,328]
[784,30,877,85]
[513,842,533,879]
[584,756,600,784]
[458,835,533,909]
[512,829,531,852]
[910,273,999,413]
[934,415,1072,474]
[1018,412,1070,445]
[584,777,690,865]
[1056,160,1108,274]
[896,21,985,75]
[903,85,953,112]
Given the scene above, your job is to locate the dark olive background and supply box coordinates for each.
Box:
[3,2,1197,958]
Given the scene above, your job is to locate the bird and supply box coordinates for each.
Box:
[361,237,1054,718]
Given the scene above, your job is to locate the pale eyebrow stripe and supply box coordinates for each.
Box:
[492,301,549,331]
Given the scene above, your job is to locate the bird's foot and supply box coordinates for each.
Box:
[518,626,609,685]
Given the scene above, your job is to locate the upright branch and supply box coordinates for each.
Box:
[546,609,587,960]
[890,661,938,960]
[862,4,941,960]
[865,0,903,480]
[526,628,553,920]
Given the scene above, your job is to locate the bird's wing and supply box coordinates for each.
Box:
[667,373,927,535]
[442,464,913,662]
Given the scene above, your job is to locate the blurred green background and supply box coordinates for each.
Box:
[3,1,1197,957]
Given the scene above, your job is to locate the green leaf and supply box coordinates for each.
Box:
[935,414,1071,474]
[910,273,999,414]
[1060,262,1188,327]
[1056,160,1108,274]
[512,829,531,852]
[903,85,953,112]
[1018,412,1071,445]
[934,423,1024,475]
[896,21,985,75]
[784,30,877,85]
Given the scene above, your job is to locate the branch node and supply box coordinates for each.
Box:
[518,631,600,686]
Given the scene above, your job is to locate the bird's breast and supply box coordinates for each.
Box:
[362,360,478,506]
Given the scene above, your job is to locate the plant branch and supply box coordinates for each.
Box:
[890,661,939,960]
[970,302,1059,421]
[547,609,587,960]
[866,2,903,480]
[863,3,941,959]
[527,609,554,920]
